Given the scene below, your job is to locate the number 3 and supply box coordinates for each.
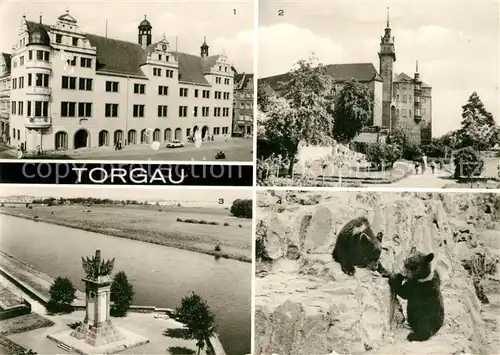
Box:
[218,198,224,204]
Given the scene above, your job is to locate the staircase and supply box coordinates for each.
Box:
[57,342,71,353]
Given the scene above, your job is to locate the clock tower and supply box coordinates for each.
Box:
[378,7,396,129]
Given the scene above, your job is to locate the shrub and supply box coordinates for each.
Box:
[214,244,221,252]
[230,199,252,219]
[365,143,402,170]
[223,222,229,226]
[421,143,446,158]
[402,144,422,161]
[238,224,242,228]
[110,271,134,317]
[48,277,76,306]
[453,147,484,179]
[176,218,182,222]
[46,300,74,314]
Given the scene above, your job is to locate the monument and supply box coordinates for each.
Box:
[47,250,149,354]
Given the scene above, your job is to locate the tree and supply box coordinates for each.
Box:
[110,271,134,317]
[453,146,484,180]
[386,127,408,148]
[263,56,335,176]
[332,79,373,143]
[230,199,252,218]
[365,143,402,171]
[257,82,276,113]
[456,92,498,151]
[175,292,217,355]
[47,277,76,314]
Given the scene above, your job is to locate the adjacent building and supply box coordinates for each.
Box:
[5,11,234,152]
[0,53,11,140]
[232,72,254,137]
[260,10,432,144]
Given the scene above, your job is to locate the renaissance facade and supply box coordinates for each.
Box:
[4,11,234,152]
[260,10,432,144]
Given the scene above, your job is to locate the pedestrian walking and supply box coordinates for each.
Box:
[421,154,427,174]
[430,160,436,174]
[414,161,420,175]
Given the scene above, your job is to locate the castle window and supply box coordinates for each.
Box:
[27,102,31,116]
[219,66,221,71]
[105,104,119,117]
[78,102,92,117]
[20,56,24,66]
[166,70,174,78]
[153,68,162,76]
[105,81,119,92]
[194,89,199,98]
[193,106,198,117]
[158,54,162,61]
[80,58,92,68]
[18,77,24,89]
[56,34,62,43]
[166,56,169,62]
[62,76,76,89]
[202,90,210,99]
[28,51,32,60]
[27,74,32,86]
[133,104,145,118]
[72,38,78,46]
[158,105,168,117]
[44,51,50,61]
[178,106,188,117]
[134,83,146,94]
[79,78,93,91]
[179,88,188,97]
[222,127,229,135]
[11,101,16,115]
[36,51,44,60]
[202,106,209,117]
[18,102,23,116]
[158,86,168,95]
[61,102,76,117]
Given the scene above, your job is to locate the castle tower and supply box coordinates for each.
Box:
[201,36,209,58]
[413,60,422,123]
[138,15,152,49]
[378,7,396,129]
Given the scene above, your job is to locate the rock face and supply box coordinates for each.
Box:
[255,191,499,355]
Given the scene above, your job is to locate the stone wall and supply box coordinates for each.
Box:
[255,191,499,355]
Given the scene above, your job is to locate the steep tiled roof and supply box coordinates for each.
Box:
[394,72,413,82]
[25,20,217,82]
[1,53,11,75]
[85,34,147,76]
[260,62,382,90]
[235,73,254,90]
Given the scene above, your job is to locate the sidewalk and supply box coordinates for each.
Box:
[370,168,450,188]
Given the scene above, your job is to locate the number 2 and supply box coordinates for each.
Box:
[218,198,224,204]
[278,9,284,16]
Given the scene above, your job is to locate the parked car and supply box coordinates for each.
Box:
[166,140,184,148]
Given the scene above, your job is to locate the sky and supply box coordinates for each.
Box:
[1,185,252,205]
[258,0,500,137]
[0,0,254,73]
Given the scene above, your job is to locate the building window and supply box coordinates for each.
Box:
[158,105,168,117]
[61,102,76,117]
[44,51,50,61]
[80,57,92,68]
[18,77,24,89]
[78,102,92,117]
[105,81,119,92]
[166,70,174,78]
[79,78,93,91]
[409,109,412,117]
[35,73,49,87]
[62,76,76,89]
[27,101,31,116]
[222,127,229,135]
[134,83,146,94]
[19,56,24,66]
[202,90,210,99]
[153,68,162,76]
[11,101,16,115]
[216,77,221,84]
[223,108,229,117]
[56,34,62,43]
[133,104,145,118]
[18,101,23,115]
[28,50,32,60]
[105,104,119,117]
[72,37,78,46]
[179,88,188,97]
[193,106,198,117]
[224,78,230,85]
[213,107,220,117]
[178,106,188,117]
[213,127,220,135]
[194,89,199,98]
[158,86,168,95]
[202,107,209,117]
[12,78,17,90]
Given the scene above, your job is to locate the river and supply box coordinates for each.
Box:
[1,214,251,355]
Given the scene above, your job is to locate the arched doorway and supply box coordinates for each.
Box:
[98,130,109,146]
[141,129,147,143]
[114,130,123,145]
[192,125,199,137]
[164,128,172,142]
[74,129,89,149]
[174,128,182,140]
[128,130,137,144]
[202,126,209,140]
[390,106,397,131]
[153,129,160,142]
[55,131,68,150]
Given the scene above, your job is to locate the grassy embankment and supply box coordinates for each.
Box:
[1,204,252,262]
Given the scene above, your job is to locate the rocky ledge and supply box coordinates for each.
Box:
[255,191,500,355]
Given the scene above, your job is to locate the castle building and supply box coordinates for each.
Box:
[260,9,432,144]
[3,10,234,152]
[232,72,254,137]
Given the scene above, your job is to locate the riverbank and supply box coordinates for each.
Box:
[0,205,251,263]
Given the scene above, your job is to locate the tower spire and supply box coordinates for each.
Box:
[416,59,419,73]
[386,7,390,28]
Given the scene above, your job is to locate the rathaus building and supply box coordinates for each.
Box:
[260,10,432,144]
[0,10,234,152]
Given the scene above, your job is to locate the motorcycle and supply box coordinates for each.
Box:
[215,151,226,160]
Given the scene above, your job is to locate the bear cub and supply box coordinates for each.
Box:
[390,249,444,342]
[332,216,386,276]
